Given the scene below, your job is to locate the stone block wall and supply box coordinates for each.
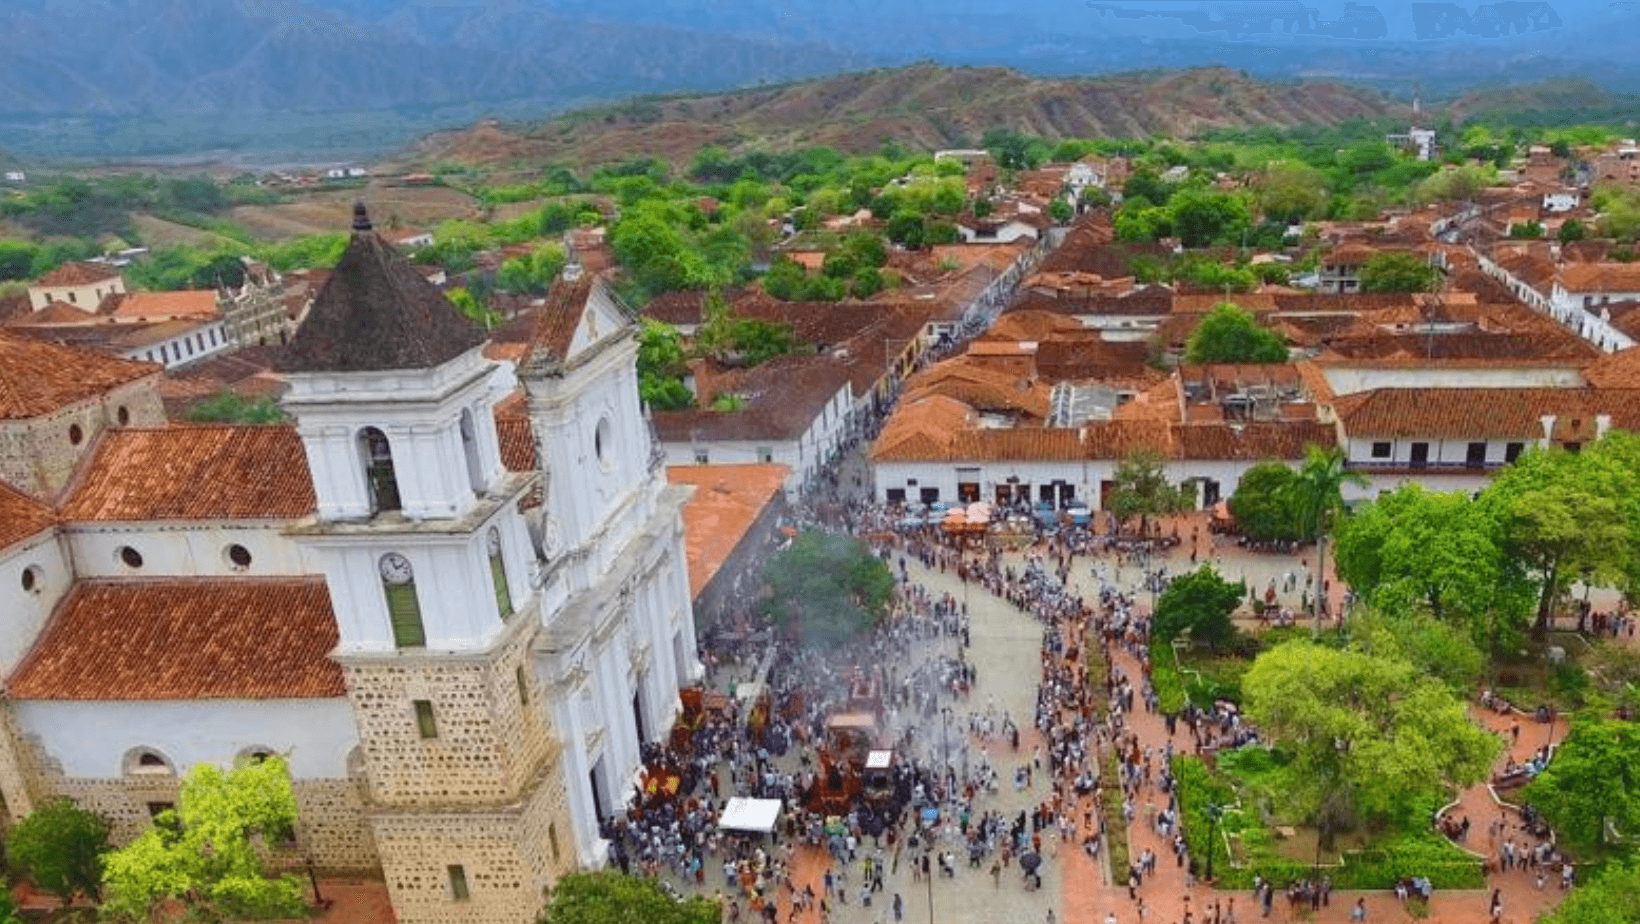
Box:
[341,618,556,809]
[369,763,575,924]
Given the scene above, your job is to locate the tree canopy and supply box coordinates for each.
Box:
[1523,720,1640,850]
[536,871,719,924]
[9,798,112,906]
[1242,641,1499,831]
[1478,435,1640,633]
[1358,252,1442,294]
[1538,856,1640,924]
[1151,565,1244,649]
[761,532,895,647]
[1108,449,1192,536]
[1183,303,1288,365]
[101,757,307,921]
[1225,461,1304,542]
[1333,484,1532,648]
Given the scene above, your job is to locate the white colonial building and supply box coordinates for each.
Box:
[0,205,701,924]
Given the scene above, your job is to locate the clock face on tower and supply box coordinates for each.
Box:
[379,553,414,585]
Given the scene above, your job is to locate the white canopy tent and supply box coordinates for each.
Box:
[719,797,783,834]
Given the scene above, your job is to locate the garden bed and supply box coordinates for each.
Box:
[1174,750,1485,890]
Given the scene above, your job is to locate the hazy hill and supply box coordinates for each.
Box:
[403,65,1408,170]
[0,0,1632,161]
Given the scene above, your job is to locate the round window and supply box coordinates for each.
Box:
[68,424,83,445]
[117,406,130,426]
[21,565,43,594]
[226,544,252,570]
[118,546,144,569]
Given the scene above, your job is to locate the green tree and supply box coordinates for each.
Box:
[1226,461,1304,542]
[537,871,719,924]
[1358,252,1442,294]
[1242,641,1499,834]
[1251,162,1328,223]
[1152,565,1244,649]
[1480,438,1640,634]
[1539,857,1640,924]
[1508,220,1545,239]
[1524,721,1640,849]
[637,319,692,410]
[10,798,113,906]
[1168,187,1250,248]
[1290,443,1368,631]
[762,532,895,647]
[1049,198,1074,223]
[1347,608,1484,692]
[1108,449,1191,537]
[1184,302,1288,365]
[445,286,502,329]
[1122,166,1173,207]
[1558,219,1587,243]
[1332,485,1531,648]
[102,757,308,921]
[0,240,40,280]
[185,390,291,425]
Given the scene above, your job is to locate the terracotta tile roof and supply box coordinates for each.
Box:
[0,481,55,550]
[668,464,789,597]
[983,309,1093,343]
[1033,339,1157,385]
[0,331,160,420]
[277,210,486,373]
[7,578,344,701]
[61,425,314,521]
[870,395,975,463]
[493,392,536,471]
[1337,387,1640,439]
[32,261,122,287]
[11,300,96,325]
[1559,262,1640,293]
[110,290,220,321]
[652,353,854,443]
[871,413,1333,464]
[522,274,594,367]
[0,293,30,325]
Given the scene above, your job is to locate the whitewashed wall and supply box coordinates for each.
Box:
[63,522,316,579]
[13,698,359,780]
[0,531,74,673]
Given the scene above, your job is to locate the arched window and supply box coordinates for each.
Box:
[358,427,402,513]
[487,527,512,620]
[123,747,175,777]
[379,553,425,648]
[460,409,485,495]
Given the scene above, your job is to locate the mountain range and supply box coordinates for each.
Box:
[400,65,1410,170]
[0,0,1634,161]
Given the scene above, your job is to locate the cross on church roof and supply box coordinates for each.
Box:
[276,203,485,373]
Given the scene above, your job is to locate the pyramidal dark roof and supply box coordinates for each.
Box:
[276,203,486,373]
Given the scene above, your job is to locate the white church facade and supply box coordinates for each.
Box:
[0,205,700,924]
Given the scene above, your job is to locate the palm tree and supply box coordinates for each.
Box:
[1289,443,1369,637]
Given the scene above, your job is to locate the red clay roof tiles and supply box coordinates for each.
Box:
[0,332,160,420]
[7,578,344,701]
[61,425,315,521]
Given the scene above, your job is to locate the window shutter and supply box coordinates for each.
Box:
[490,553,513,620]
[385,582,425,648]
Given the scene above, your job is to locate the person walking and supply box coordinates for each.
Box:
[1489,888,1503,923]
[1350,897,1367,922]
[893,892,903,922]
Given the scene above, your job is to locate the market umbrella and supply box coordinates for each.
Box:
[1020,852,1041,874]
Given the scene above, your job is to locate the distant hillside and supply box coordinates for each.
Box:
[402,65,1408,170]
[1442,78,1633,123]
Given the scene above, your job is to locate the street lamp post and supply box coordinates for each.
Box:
[1204,802,1224,882]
